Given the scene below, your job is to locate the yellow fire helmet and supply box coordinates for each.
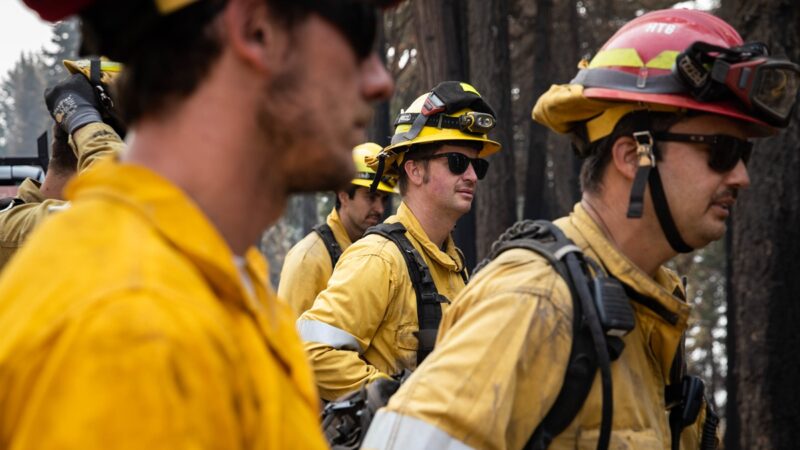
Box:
[351,142,397,194]
[63,57,127,137]
[63,58,123,86]
[365,81,501,191]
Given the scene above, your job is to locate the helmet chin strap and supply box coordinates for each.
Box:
[625,115,694,254]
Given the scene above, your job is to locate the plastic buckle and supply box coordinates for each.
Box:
[633,131,656,167]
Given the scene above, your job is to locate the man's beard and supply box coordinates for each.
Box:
[255,71,354,194]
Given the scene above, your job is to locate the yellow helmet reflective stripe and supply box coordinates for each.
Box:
[587,48,680,70]
[352,143,396,194]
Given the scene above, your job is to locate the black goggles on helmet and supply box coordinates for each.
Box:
[674,41,800,127]
[418,152,490,180]
[392,81,498,145]
[654,132,752,173]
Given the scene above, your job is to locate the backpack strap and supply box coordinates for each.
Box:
[365,222,449,365]
[0,197,25,212]
[455,246,469,284]
[476,220,634,450]
[313,223,344,268]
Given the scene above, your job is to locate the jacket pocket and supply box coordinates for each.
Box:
[395,324,419,351]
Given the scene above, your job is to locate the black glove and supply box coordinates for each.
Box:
[44,73,103,135]
[321,376,403,450]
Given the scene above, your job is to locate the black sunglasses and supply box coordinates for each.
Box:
[653,132,753,173]
[312,1,381,60]
[419,152,490,180]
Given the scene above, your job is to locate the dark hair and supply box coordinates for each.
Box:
[79,0,390,125]
[578,112,685,194]
[80,0,316,124]
[335,185,358,210]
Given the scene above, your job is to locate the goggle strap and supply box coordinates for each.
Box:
[627,165,651,219]
[90,58,102,85]
[395,111,430,144]
[369,155,387,193]
[395,113,462,130]
[627,115,655,219]
[648,168,694,253]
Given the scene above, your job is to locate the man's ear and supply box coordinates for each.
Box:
[222,0,283,75]
[610,135,640,181]
[336,190,349,206]
[403,159,425,187]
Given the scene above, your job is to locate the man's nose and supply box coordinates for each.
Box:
[361,54,393,102]
[725,158,751,190]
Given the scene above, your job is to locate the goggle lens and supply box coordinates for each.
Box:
[753,66,800,119]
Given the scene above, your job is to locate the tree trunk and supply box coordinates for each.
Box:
[413,0,469,83]
[368,16,391,147]
[523,0,554,220]
[724,1,800,448]
[466,0,517,260]
[412,0,478,269]
[724,224,740,450]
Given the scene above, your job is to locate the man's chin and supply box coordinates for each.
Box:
[363,219,380,228]
[287,169,354,193]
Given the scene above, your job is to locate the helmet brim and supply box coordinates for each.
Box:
[584,87,777,137]
[351,178,396,194]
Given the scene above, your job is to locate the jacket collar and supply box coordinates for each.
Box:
[66,160,256,309]
[17,178,45,203]
[326,207,353,250]
[557,203,691,327]
[557,203,692,381]
[392,202,464,273]
[66,160,319,406]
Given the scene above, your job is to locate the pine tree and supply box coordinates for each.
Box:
[42,19,80,86]
[0,53,49,158]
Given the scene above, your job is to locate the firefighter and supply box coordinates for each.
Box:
[0,59,124,271]
[364,9,798,450]
[279,142,397,318]
[297,81,501,402]
[0,0,396,449]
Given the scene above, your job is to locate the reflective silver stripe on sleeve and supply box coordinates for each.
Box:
[362,410,475,450]
[296,319,364,353]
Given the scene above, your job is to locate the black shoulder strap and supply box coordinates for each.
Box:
[0,197,25,212]
[365,222,449,365]
[313,223,344,268]
[455,246,469,284]
[476,220,622,450]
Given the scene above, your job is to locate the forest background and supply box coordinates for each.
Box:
[0,1,797,448]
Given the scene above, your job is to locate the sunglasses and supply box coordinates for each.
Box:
[418,152,490,180]
[653,132,753,173]
[311,1,385,59]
